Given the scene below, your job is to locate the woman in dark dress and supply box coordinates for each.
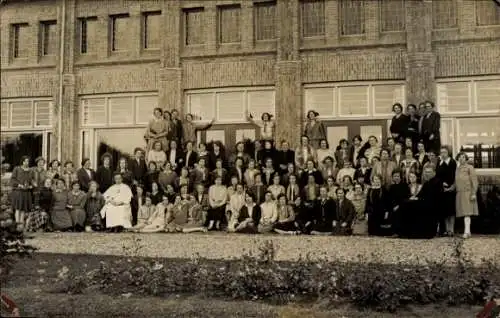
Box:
[150,181,164,205]
[95,153,114,193]
[387,170,410,235]
[390,103,409,144]
[258,140,277,169]
[366,174,392,236]
[116,157,133,186]
[145,161,160,193]
[85,180,105,231]
[405,104,420,147]
[130,184,145,226]
[435,146,457,236]
[10,156,35,231]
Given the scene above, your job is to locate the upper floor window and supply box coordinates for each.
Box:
[432,0,457,29]
[40,20,57,56]
[11,23,29,59]
[78,17,98,54]
[380,0,406,32]
[340,0,365,35]
[183,7,205,46]
[218,4,242,43]
[476,0,500,26]
[110,14,130,52]
[254,1,277,41]
[143,11,161,49]
[300,0,325,38]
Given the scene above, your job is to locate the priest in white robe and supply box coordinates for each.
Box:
[100,173,133,232]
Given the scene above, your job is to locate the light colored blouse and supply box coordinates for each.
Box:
[147,150,167,167]
[208,185,228,207]
[260,201,278,225]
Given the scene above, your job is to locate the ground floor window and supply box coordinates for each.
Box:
[0,131,52,171]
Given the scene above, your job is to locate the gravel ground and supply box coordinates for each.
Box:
[25,232,500,265]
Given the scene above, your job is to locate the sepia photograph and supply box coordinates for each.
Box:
[1,0,499,317]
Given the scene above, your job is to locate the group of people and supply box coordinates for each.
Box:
[1,101,483,239]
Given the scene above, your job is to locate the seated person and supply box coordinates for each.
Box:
[274,194,297,235]
[332,188,356,236]
[311,186,336,235]
[258,191,278,233]
[232,193,261,233]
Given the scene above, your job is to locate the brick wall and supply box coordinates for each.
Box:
[1,0,499,162]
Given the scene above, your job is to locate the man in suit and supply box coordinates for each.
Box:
[310,186,336,235]
[129,148,148,186]
[421,100,441,154]
[181,141,198,170]
[167,140,182,172]
[354,156,371,187]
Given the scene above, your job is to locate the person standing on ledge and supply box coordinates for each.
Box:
[247,111,275,142]
[304,110,327,149]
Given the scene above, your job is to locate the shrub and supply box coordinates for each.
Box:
[54,240,500,313]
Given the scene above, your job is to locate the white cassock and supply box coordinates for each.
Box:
[100,183,133,228]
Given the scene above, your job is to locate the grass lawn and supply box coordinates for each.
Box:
[3,253,485,318]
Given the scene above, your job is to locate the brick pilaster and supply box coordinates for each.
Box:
[405,0,435,104]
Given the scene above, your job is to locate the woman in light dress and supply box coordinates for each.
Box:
[145,107,169,152]
[267,173,285,200]
[141,195,170,233]
[363,136,382,166]
[131,195,156,231]
[51,178,72,231]
[453,152,479,239]
[147,141,167,169]
[84,181,105,232]
[316,139,336,169]
[351,183,368,235]
[258,191,278,233]
[100,173,133,232]
[295,135,316,170]
[207,176,228,230]
[62,161,78,189]
[247,112,275,141]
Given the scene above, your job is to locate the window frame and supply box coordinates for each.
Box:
[11,23,29,59]
[80,93,159,128]
[432,0,458,30]
[475,0,500,26]
[184,87,276,124]
[379,0,406,33]
[110,13,130,52]
[183,7,205,46]
[40,20,57,56]
[339,0,365,36]
[300,0,326,38]
[142,11,162,50]
[1,98,54,131]
[78,16,97,54]
[217,4,242,44]
[253,0,277,41]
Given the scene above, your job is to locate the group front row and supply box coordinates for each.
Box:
[6,157,476,239]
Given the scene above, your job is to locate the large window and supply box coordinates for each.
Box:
[437,78,500,114]
[183,7,204,46]
[432,0,457,29]
[110,14,130,51]
[40,20,57,56]
[304,82,406,118]
[254,1,277,41]
[380,0,405,32]
[185,88,275,123]
[80,93,158,127]
[0,99,53,130]
[340,0,365,35]
[78,17,98,54]
[300,0,325,38]
[217,5,241,44]
[143,11,161,49]
[476,0,500,26]
[458,118,500,169]
[11,23,29,59]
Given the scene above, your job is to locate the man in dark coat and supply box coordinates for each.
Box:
[421,101,441,154]
[129,148,148,187]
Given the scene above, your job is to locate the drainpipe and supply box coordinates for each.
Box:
[57,0,66,160]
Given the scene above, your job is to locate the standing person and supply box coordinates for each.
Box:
[258,191,278,233]
[400,148,419,183]
[84,181,104,232]
[295,135,316,170]
[421,100,441,154]
[316,139,336,169]
[211,158,228,186]
[334,139,350,170]
[207,175,228,230]
[267,173,285,200]
[158,162,178,192]
[180,141,198,170]
[366,174,392,236]
[363,136,382,165]
[435,146,457,236]
[77,158,95,192]
[145,108,169,152]
[208,141,226,170]
[249,173,267,205]
[304,110,327,149]
[116,157,133,186]
[95,153,114,193]
[130,148,148,187]
[166,140,182,172]
[51,178,72,232]
[32,157,47,192]
[247,112,275,141]
[453,152,479,239]
[332,188,356,236]
[190,158,210,188]
[61,161,78,189]
[46,160,61,180]
[35,178,54,231]
[319,156,338,182]
[100,173,133,232]
[405,104,420,147]
[387,171,410,235]
[10,156,35,231]
[243,159,260,188]
[170,109,183,146]
[26,178,52,232]
[414,165,441,238]
[392,143,404,167]
[354,157,371,186]
[371,149,396,188]
[182,113,214,145]
[390,103,409,144]
[417,102,426,138]
[130,184,145,226]
[67,182,87,232]
[350,135,364,167]
[351,183,368,235]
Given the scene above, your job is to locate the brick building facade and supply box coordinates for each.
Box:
[1,0,499,171]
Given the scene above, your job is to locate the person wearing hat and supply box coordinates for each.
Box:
[304,110,326,149]
[247,111,275,141]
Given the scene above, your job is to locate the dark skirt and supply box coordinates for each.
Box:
[312,221,332,233]
[208,206,226,222]
[398,200,436,239]
[274,221,297,232]
[332,225,353,236]
[367,207,394,237]
[11,189,33,212]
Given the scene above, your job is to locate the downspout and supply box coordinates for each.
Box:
[57,0,66,160]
